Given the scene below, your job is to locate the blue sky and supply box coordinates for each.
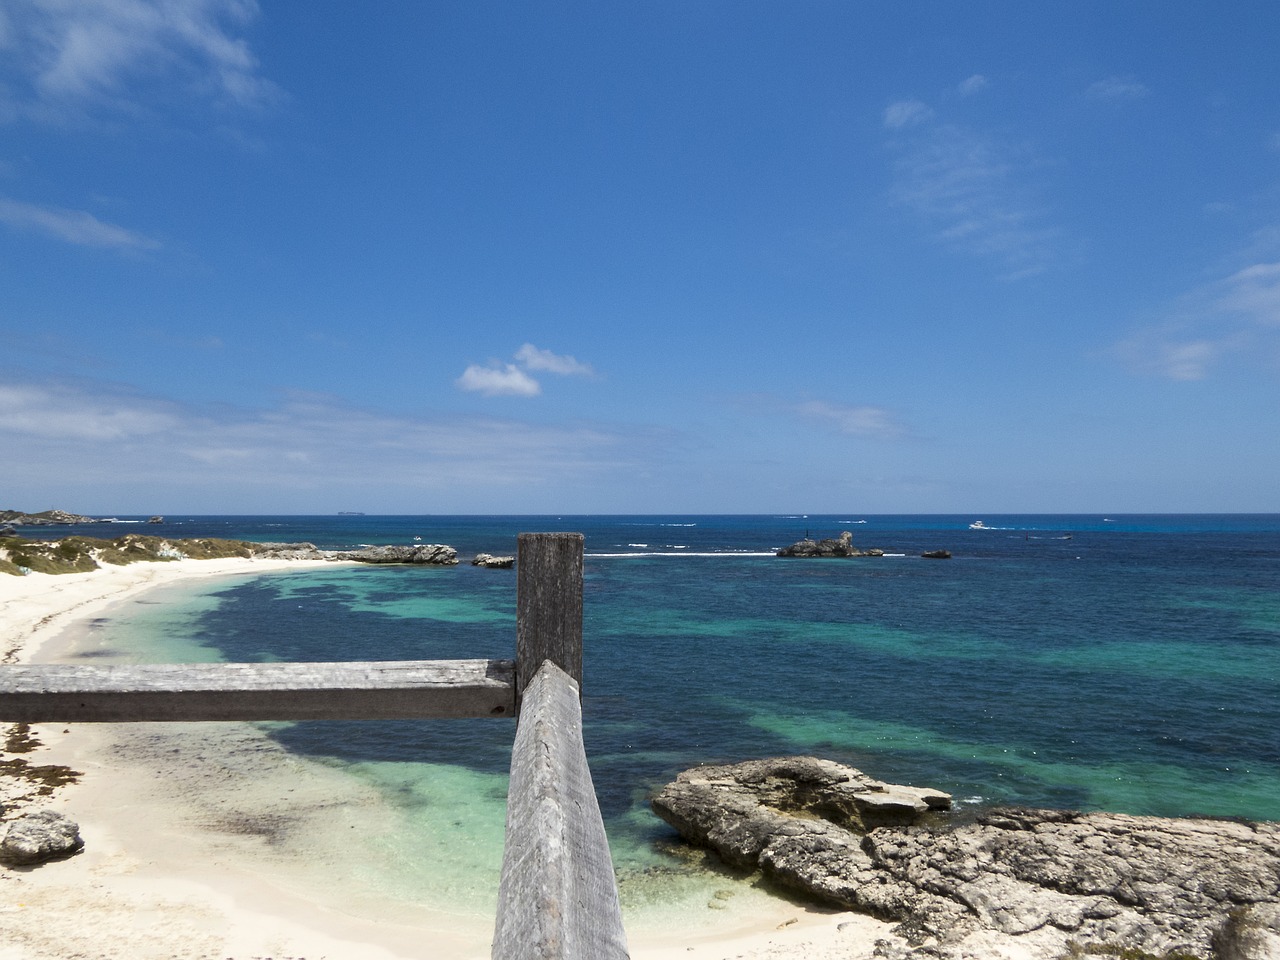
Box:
[2,1,1278,515]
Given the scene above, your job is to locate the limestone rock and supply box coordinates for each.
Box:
[652,757,950,890]
[337,544,459,565]
[1216,903,1280,960]
[652,758,1280,960]
[0,809,84,865]
[472,553,515,569]
[251,542,329,560]
[777,531,863,557]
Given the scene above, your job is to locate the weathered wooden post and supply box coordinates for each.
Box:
[515,532,583,701]
[494,532,628,960]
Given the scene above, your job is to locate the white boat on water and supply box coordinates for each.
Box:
[969,520,988,529]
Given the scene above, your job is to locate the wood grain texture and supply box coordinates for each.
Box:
[0,659,515,721]
[516,532,584,701]
[492,660,628,960]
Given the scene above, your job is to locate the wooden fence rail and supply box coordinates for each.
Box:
[0,659,516,722]
[0,531,628,960]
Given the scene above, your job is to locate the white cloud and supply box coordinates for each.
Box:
[456,363,541,397]
[1086,76,1150,101]
[883,99,933,130]
[0,382,178,439]
[457,343,596,397]
[1113,259,1280,379]
[957,74,988,96]
[1,0,278,120]
[0,195,158,249]
[514,343,595,376]
[888,124,1055,277]
[794,400,904,439]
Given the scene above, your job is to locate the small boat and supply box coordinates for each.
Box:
[969,520,988,530]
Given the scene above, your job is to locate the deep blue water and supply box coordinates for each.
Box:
[36,514,1280,842]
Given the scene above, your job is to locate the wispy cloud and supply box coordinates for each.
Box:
[1217,262,1280,323]
[0,196,158,250]
[1,0,278,121]
[793,400,905,439]
[0,378,642,500]
[883,99,933,130]
[513,343,595,377]
[1112,258,1280,379]
[458,344,596,397]
[887,121,1055,277]
[0,381,180,440]
[1086,76,1150,102]
[957,74,988,97]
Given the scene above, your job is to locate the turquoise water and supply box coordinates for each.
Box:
[55,514,1280,915]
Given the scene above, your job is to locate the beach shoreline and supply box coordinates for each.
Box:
[0,558,905,960]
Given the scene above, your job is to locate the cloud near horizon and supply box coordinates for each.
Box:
[0,377,639,506]
[457,343,596,397]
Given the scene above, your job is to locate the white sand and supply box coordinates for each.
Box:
[0,558,908,960]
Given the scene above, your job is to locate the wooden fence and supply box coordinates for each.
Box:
[0,532,628,960]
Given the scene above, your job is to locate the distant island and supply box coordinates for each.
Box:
[337,511,366,516]
[0,509,102,527]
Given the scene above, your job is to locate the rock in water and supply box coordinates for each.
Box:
[777,531,861,557]
[0,810,84,865]
[337,544,459,565]
[652,757,1280,959]
[472,553,515,569]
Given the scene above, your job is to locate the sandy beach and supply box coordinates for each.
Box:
[0,558,907,960]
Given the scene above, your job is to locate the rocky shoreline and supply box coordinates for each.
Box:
[0,534,528,576]
[652,756,1280,960]
[0,509,513,575]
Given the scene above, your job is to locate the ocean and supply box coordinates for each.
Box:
[35,513,1280,925]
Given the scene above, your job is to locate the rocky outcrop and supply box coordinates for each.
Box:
[652,757,1280,960]
[335,544,459,565]
[472,553,515,569]
[776,531,870,557]
[256,542,462,565]
[921,549,951,559]
[0,809,84,865]
[0,509,101,526]
[1,535,468,576]
[251,542,330,560]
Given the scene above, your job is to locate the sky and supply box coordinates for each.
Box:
[2,1,1279,515]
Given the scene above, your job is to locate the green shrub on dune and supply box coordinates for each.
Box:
[0,535,262,576]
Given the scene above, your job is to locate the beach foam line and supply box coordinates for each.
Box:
[588,551,778,558]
